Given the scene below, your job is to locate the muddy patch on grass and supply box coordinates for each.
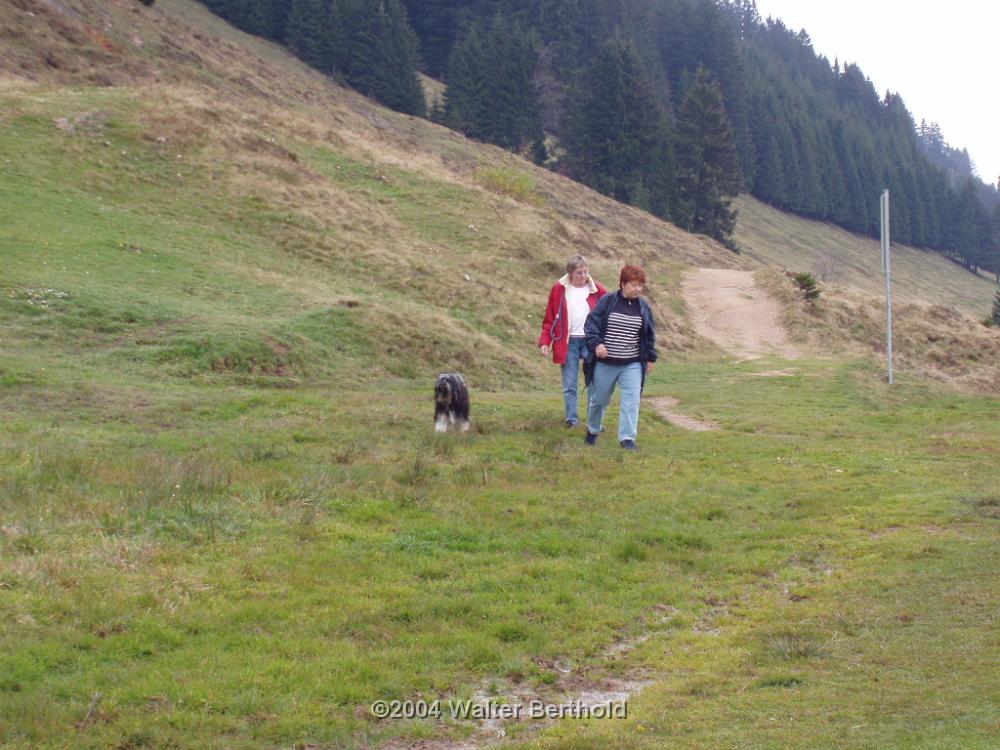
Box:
[971,497,1000,519]
[53,110,111,137]
[375,680,651,750]
[370,610,677,750]
[753,368,798,378]
[646,396,719,432]
[869,524,904,540]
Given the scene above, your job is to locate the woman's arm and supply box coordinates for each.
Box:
[538,285,560,348]
[642,301,658,363]
[584,293,612,356]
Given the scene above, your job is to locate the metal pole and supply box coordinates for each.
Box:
[881,189,893,384]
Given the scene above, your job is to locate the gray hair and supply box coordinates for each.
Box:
[565,254,589,274]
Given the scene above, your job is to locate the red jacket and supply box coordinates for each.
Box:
[538,275,607,364]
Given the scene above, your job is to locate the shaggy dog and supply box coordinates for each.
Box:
[434,373,470,433]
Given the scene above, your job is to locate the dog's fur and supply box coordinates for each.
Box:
[434,373,470,433]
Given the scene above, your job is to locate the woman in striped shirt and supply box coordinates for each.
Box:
[583,265,658,450]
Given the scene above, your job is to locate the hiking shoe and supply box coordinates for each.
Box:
[584,431,598,446]
[620,439,637,450]
[565,419,579,428]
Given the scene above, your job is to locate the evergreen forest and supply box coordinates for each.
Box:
[198,0,1000,275]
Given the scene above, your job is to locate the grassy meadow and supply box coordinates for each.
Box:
[3,1,1000,748]
[3,350,999,749]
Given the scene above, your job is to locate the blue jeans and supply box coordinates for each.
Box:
[587,361,643,442]
[561,336,589,424]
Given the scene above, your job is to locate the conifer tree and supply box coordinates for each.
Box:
[428,96,445,125]
[951,178,992,271]
[535,0,585,73]
[444,25,488,139]
[990,199,1000,281]
[562,37,674,219]
[723,0,762,40]
[258,0,291,42]
[198,0,995,268]
[690,0,753,174]
[672,66,743,245]
[286,0,335,72]
[481,16,543,151]
[348,0,426,117]
[444,16,543,154]
[402,0,459,77]
[205,0,288,40]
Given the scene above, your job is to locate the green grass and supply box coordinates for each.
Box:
[2,29,999,749]
[2,357,998,749]
[474,166,545,207]
[0,86,545,390]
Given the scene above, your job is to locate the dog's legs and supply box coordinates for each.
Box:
[458,420,470,433]
[435,414,449,433]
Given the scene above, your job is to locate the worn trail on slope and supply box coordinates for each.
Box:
[646,396,719,432]
[681,268,800,360]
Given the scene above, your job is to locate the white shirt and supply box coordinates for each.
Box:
[566,284,591,336]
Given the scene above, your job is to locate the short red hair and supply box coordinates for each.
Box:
[618,264,646,287]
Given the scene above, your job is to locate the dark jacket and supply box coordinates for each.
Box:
[583,291,658,391]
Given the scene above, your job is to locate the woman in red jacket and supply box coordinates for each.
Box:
[538,254,607,426]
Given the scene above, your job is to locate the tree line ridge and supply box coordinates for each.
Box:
[198,0,1000,275]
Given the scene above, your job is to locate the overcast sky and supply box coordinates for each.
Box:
[752,0,999,187]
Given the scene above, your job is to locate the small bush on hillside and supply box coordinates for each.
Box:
[792,272,822,303]
[151,333,297,378]
[989,287,1000,326]
[474,166,544,206]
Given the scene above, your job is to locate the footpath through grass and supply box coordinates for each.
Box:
[1,73,997,750]
[2,356,998,749]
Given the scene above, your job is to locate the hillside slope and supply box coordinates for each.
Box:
[1,0,748,393]
[3,4,1000,750]
[3,0,997,389]
[735,196,997,317]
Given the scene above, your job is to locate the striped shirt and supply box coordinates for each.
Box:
[603,296,642,363]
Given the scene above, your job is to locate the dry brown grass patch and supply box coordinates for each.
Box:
[2,0,897,374]
[735,195,996,316]
[759,268,1000,391]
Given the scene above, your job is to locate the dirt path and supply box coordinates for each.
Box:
[681,268,800,360]
[646,396,719,432]
[377,630,658,750]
